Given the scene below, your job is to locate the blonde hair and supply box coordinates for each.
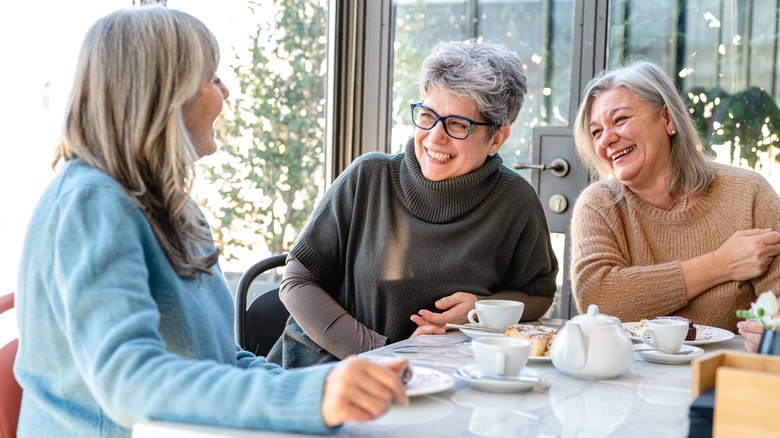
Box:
[54,6,221,278]
[573,59,713,200]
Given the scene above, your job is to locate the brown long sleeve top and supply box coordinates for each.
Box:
[570,162,780,331]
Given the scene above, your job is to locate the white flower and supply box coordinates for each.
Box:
[751,291,780,329]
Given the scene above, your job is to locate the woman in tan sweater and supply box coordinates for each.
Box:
[569,60,780,352]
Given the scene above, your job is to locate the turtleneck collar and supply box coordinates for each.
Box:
[394,137,503,223]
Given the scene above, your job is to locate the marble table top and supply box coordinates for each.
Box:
[133,326,745,438]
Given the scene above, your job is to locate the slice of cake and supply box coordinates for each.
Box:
[632,319,650,337]
[505,324,557,357]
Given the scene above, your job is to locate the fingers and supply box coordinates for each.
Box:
[435,291,478,310]
[410,324,446,337]
[415,292,478,326]
[321,357,407,427]
[734,228,776,238]
[719,229,780,281]
[409,313,432,327]
[737,320,764,353]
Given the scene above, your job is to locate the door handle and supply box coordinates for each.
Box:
[513,158,570,177]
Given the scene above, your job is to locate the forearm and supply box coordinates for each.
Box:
[280,260,387,359]
[680,252,731,301]
[573,261,689,321]
[484,290,553,321]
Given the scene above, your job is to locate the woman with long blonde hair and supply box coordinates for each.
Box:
[15,6,406,436]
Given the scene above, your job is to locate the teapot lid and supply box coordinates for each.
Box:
[571,304,621,326]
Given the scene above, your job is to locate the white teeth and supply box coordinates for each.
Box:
[611,146,635,160]
[428,149,454,162]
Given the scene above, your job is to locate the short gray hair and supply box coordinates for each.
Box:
[418,39,527,138]
[573,59,713,198]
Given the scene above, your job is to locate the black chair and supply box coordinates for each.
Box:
[235,253,290,357]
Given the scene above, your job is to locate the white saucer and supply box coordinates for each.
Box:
[453,365,540,393]
[458,324,505,339]
[527,355,552,363]
[635,344,705,364]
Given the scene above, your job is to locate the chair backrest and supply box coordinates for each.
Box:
[0,292,22,438]
[235,254,290,357]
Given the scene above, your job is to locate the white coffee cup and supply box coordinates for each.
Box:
[467,300,524,332]
[472,337,531,377]
[639,319,688,353]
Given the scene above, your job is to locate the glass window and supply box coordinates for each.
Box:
[391,0,576,180]
[0,1,330,297]
[608,0,780,190]
[0,0,129,299]
[172,0,330,281]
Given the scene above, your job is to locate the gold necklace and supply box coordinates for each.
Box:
[667,194,689,211]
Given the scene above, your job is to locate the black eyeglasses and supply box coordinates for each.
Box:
[410,103,495,140]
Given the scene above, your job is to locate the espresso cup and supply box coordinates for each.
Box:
[639,319,688,353]
[472,337,531,377]
[467,300,524,332]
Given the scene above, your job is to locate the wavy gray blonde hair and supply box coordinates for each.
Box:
[418,39,527,139]
[573,59,713,200]
[54,6,221,278]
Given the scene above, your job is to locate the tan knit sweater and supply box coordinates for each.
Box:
[570,162,780,331]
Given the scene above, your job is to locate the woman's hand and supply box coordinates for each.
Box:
[714,229,780,281]
[321,357,408,427]
[408,292,479,337]
[737,319,765,353]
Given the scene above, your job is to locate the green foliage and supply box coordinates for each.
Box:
[684,86,729,157]
[709,86,780,169]
[203,0,326,259]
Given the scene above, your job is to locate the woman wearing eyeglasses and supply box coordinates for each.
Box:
[268,40,558,368]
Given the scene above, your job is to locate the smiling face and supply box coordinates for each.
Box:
[182,74,230,158]
[414,87,508,181]
[588,87,676,193]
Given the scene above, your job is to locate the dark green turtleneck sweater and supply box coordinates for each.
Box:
[268,139,558,368]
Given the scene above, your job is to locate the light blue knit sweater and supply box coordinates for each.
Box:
[15,160,333,437]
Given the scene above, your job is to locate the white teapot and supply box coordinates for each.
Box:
[550,304,634,379]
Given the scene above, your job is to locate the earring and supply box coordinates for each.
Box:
[671,130,677,135]
[488,151,496,157]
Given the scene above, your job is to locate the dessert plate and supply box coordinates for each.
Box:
[635,344,705,364]
[405,366,456,397]
[453,365,540,393]
[457,323,505,339]
[622,322,735,345]
[527,355,552,363]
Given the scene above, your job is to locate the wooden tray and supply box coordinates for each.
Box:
[692,350,780,438]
